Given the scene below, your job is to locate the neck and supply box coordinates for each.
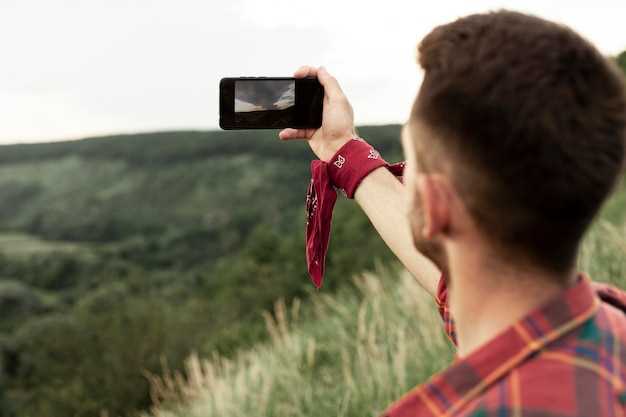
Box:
[447,245,576,357]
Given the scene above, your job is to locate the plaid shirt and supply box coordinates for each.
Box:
[382,273,626,417]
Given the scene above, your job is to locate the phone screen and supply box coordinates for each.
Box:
[235,80,295,113]
[220,77,323,130]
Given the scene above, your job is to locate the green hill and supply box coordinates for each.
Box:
[0,128,398,242]
[0,126,406,417]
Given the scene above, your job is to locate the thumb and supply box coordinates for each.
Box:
[317,67,345,99]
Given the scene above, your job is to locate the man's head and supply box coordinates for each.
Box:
[403,10,626,279]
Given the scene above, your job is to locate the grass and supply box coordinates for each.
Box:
[145,186,626,417]
[145,263,454,417]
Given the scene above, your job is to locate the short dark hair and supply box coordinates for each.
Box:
[410,10,626,275]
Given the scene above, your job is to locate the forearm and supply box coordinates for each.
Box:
[354,166,440,297]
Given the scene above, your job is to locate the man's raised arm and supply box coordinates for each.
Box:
[354,165,440,296]
[278,65,440,297]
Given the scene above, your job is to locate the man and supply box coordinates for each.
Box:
[279,10,626,417]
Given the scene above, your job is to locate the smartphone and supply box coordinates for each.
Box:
[219,77,324,129]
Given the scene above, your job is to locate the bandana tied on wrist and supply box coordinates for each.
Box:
[305,138,406,289]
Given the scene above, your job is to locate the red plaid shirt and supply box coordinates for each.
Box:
[382,273,626,417]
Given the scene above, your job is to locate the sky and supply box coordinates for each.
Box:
[0,0,625,144]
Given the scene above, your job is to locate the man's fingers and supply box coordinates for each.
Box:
[278,128,315,140]
[316,66,345,99]
[278,128,300,140]
[294,65,318,79]
[293,65,345,100]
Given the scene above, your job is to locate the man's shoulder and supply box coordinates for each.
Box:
[462,308,626,417]
[516,305,626,404]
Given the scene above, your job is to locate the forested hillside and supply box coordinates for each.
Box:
[0,125,405,416]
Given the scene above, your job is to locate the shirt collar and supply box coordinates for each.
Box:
[383,273,600,417]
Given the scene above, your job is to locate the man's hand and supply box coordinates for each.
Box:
[278,66,356,161]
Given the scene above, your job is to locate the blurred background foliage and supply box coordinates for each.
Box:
[0,125,405,416]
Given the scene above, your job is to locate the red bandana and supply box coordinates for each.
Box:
[305,138,406,288]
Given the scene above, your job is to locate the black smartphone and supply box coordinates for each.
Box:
[219,77,324,129]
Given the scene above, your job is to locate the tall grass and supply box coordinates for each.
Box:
[578,220,626,287]
[145,263,454,417]
[147,221,625,417]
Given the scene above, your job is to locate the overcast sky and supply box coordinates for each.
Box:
[0,0,624,144]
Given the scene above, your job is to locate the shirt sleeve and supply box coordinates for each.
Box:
[435,273,457,346]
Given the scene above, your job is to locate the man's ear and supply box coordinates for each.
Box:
[417,174,452,239]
